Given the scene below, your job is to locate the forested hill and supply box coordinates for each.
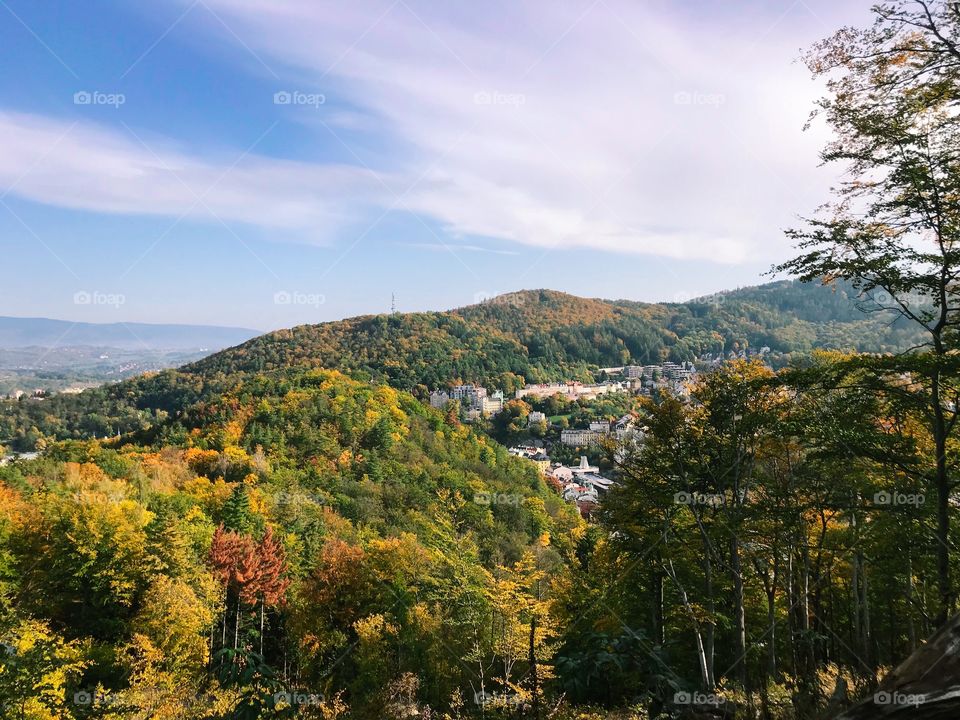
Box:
[184,280,921,393]
[0,279,921,450]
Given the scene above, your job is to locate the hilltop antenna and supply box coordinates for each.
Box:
[391,292,396,314]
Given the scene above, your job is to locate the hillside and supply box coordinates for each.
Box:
[0,280,924,451]
[0,368,581,718]
[184,280,921,391]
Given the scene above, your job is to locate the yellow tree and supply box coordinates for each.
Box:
[0,619,88,720]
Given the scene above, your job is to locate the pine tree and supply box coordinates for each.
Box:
[222,482,253,535]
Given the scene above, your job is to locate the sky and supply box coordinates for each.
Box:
[0,0,872,331]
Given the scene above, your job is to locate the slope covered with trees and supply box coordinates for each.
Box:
[187,281,923,389]
[0,280,924,453]
[0,369,583,719]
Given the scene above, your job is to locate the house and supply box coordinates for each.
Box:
[531,452,551,474]
[576,499,599,520]
[563,484,598,504]
[429,390,450,408]
[528,411,546,425]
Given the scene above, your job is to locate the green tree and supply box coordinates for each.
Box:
[775,0,960,624]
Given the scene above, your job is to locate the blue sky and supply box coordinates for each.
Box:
[0,0,869,331]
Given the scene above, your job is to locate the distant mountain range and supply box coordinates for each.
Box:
[0,316,260,351]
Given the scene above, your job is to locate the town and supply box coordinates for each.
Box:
[426,361,703,517]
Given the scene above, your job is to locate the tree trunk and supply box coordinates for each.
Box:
[529,616,539,720]
[666,560,712,689]
[907,555,917,653]
[704,553,716,689]
[732,534,747,689]
[652,568,664,646]
[933,364,952,626]
[766,584,777,680]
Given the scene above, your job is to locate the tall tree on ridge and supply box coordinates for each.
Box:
[774,0,960,624]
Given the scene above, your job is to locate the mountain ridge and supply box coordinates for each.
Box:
[182,279,921,390]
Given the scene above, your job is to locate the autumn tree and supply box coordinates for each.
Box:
[775,0,960,624]
[208,524,289,659]
[0,619,88,720]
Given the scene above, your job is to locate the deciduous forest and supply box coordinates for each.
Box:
[5,1,960,718]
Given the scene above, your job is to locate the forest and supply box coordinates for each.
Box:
[0,280,925,454]
[5,1,960,718]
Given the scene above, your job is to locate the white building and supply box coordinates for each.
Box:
[560,429,603,447]
[433,385,504,417]
[451,384,486,404]
[516,382,626,402]
[480,391,504,416]
[571,456,599,475]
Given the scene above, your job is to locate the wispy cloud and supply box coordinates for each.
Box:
[0,0,868,263]
[172,0,857,263]
[0,111,387,240]
[407,242,519,256]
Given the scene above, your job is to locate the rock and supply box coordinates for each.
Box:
[837,614,960,719]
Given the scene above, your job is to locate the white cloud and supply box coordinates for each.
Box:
[0,0,871,263]
[173,0,864,263]
[0,111,386,240]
